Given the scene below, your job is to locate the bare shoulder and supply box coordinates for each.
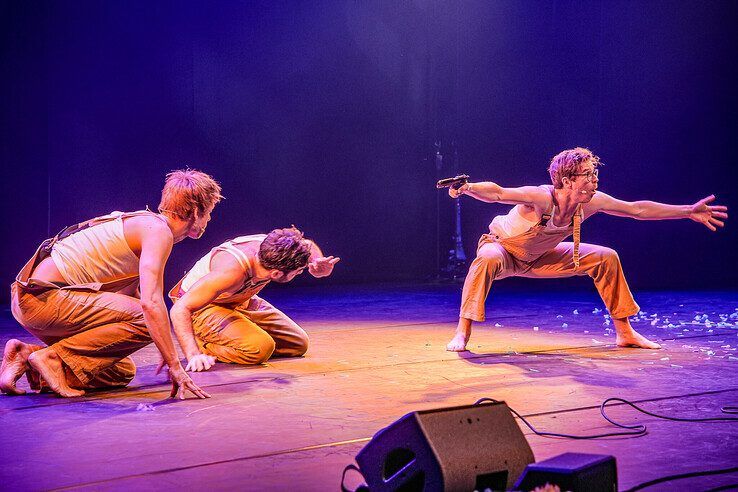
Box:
[588,190,617,208]
[125,213,169,231]
[583,190,617,217]
[123,214,173,250]
[210,248,248,276]
[531,185,554,210]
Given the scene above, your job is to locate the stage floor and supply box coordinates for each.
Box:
[1,284,737,491]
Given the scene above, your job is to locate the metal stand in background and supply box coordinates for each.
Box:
[435,141,468,280]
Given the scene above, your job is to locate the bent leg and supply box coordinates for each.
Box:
[527,243,658,349]
[459,241,514,322]
[239,296,309,358]
[47,290,152,388]
[12,286,152,394]
[449,241,514,352]
[85,357,136,389]
[526,242,639,318]
[192,304,276,365]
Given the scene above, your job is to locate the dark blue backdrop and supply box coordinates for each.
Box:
[2,1,736,304]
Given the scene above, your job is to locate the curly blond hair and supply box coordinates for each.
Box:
[548,147,602,188]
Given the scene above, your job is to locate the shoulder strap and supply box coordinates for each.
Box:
[44,210,159,254]
[539,187,555,226]
[169,241,253,301]
[215,243,252,274]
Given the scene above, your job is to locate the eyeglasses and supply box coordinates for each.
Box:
[571,168,599,181]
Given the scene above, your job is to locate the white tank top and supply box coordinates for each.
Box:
[179,235,267,293]
[489,204,570,239]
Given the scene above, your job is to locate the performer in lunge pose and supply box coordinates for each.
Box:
[445,147,728,352]
[168,228,339,371]
[1,170,222,398]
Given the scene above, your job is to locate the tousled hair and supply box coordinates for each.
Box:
[158,169,223,220]
[259,227,312,273]
[548,147,602,188]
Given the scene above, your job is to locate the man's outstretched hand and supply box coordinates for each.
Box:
[156,359,211,399]
[690,195,728,231]
[309,256,340,278]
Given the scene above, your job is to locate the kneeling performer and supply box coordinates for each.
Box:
[3,170,222,398]
[169,228,339,371]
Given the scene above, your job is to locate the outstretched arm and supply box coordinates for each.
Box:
[170,252,246,371]
[590,192,728,231]
[451,182,550,209]
[306,240,340,278]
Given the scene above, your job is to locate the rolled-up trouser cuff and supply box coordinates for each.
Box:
[608,302,640,320]
[460,311,485,323]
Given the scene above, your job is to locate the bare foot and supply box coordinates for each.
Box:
[446,331,470,352]
[446,318,473,352]
[28,349,85,398]
[26,365,43,392]
[1,339,41,395]
[612,316,661,349]
[616,330,661,349]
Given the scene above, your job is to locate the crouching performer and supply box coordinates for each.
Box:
[169,228,339,371]
[446,147,728,352]
[1,170,222,398]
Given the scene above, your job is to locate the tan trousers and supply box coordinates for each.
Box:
[10,283,151,388]
[191,296,308,365]
[460,240,640,322]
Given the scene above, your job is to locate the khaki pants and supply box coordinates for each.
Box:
[10,282,151,388]
[191,296,308,365]
[460,240,640,322]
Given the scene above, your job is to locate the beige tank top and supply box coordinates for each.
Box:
[50,210,166,285]
[171,235,270,305]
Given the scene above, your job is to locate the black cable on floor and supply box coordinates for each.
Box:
[623,466,738,492]
[601,397,738,424]
[474,397,646,439]
[474,397,738,440]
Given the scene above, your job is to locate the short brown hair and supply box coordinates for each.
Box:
[158,169,223,220]
[548,147,602,188]
[259,228,312,273]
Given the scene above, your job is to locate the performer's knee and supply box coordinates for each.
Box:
[598,247,621,266]
[247,334,276,365]
[116,358,137,385]
[89,357,136,388]
[291,332,310,357]
[473,251,503,273]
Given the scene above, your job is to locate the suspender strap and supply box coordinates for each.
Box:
[540,192,583,270]
[539,201,554,227]
[572,205,583,269]
[16,210,159,290]
[41,210,158,256]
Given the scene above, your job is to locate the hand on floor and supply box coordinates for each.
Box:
[185,354,216,372]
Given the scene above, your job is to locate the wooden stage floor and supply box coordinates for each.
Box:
[1,284,737,491]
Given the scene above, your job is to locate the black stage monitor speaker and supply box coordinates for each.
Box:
[514,452,617,492]
[355,401,534,491]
